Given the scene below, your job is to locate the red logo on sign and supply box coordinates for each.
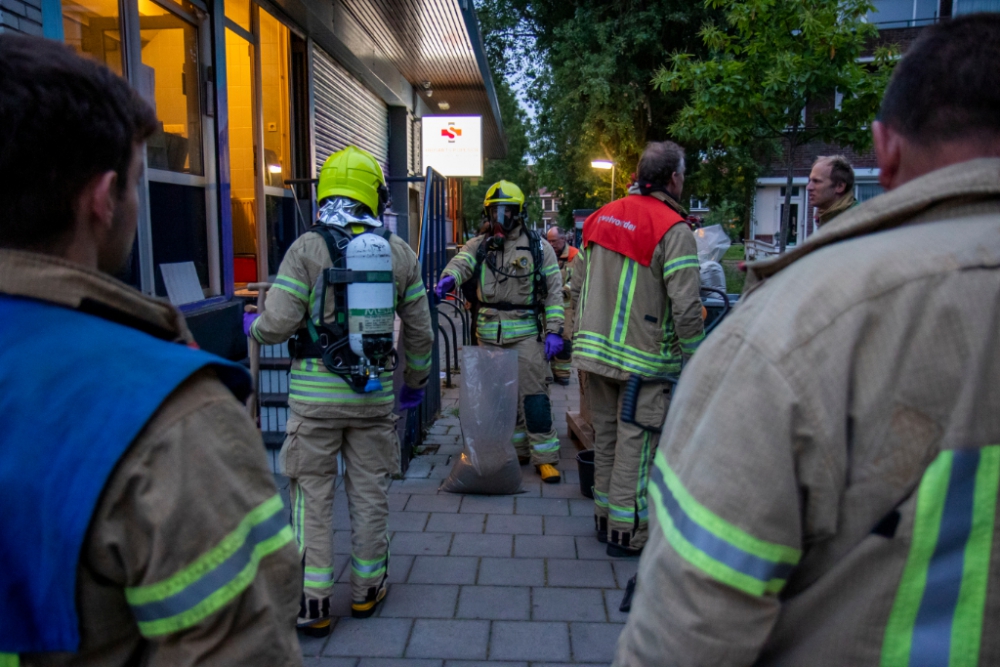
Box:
[441,126,463,142]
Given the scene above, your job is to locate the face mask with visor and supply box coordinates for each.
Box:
[486,203,519,233]
[317,196,383,228]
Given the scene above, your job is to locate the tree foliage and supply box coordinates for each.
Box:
[655,0,896,249]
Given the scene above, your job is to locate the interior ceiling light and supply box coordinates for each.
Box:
[268,164,283,174]
[438,102,450,110]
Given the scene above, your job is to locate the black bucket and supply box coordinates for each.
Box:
[576,449,595,499]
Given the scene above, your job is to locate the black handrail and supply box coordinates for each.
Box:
[437,324,452,388]
[437,299,469,346]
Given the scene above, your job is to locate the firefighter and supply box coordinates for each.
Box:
[615,15,1000,665]
[245,146,434,632]
[435,181,566,483]
[0,35,301,665]
[571,141,705,557]
[545,226,579,386]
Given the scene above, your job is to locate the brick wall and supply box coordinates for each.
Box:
[762,140,878,178]
[0,0,44,36]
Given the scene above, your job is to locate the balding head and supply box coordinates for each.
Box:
[546,226,566,253]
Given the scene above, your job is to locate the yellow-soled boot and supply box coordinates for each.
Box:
[537,464,561,484]
[351,585,387,619]
[299,618,331,637]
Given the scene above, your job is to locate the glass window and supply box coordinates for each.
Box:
[225,0,250,31]
[259,9,292,188]
[61,0,124,76]
[226,27,259,284]
[138,0,203,174]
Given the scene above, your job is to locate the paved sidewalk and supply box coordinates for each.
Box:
[298,372,632,666]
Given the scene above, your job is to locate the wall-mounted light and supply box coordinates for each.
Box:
[438,102,450,110]
[268,164,282,174]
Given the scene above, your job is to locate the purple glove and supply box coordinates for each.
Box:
[399,385,425,410]
[435,275,456,300]
[243,312,260,337]
[544,333,564,360]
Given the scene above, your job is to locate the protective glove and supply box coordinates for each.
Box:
[243,312,260,337]
[544,333,564,360]
[399,385,425,410]
[434,275,456,300]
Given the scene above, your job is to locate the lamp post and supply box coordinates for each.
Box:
[591,159,614,202]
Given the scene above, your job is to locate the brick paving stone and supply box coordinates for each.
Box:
[428,466,453,480]
[514,498,569,516]
[450,533,513,557]
[569,622,625,664]
[611,560,639,589]
[386,555,415,584]
[568,499,595,517]
[390,479,444,495]
[406,494,463,513]
[407,556,479,585]
[389,512,430,532]
[460,495,514,514]
[426,512,486,533]
[485,514,542,535]
[488,621,570,662]
[334,531,352,554]
[444,662,527,667]
[406,620,490,660]
[357,660,442,667]
[322,618,412,657]
[541,483,585,499]
[603,589,630,623]
[302,658,359,666]
[405,461,433,479]
[476,557,545,587]
[573,536,609,560]
[517,482,542,498]
[334,508,352,529]
[513,535,576,559]
[379,584,459,618]
[457,585,530,620]
[543,516,594,536]
[388,494,410,512]
[298,629,332,657]
[546,559,616,588]
[531,587,607,622]
[390,532,453,556]
[562,469,581,485]
[334,553,350,582]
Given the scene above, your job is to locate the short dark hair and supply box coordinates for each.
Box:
[816,155,855,192]
[637,141,685,187]
[0,34,158,250]
[879,13,1000,145]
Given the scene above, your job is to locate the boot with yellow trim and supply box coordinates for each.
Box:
[351,584,388,619]
[537,464,561,484]
[297,595,332,637]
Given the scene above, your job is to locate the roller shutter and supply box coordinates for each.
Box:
[311,44,389,176]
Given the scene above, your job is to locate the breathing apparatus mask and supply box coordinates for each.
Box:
[317,196,384,229]
[486,203,520,236]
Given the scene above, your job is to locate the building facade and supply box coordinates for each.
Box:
[1,0,504,358]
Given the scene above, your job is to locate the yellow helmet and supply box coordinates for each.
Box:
[483,180,525,232]
[317,145,389,216]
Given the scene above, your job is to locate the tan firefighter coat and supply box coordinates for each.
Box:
[251,226,434,420]
[570,193,705,381]
[441,225,564,344]
[615,158,1000,667]
[0,249,302,667]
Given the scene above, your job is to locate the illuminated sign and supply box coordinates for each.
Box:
[422,116,483,178]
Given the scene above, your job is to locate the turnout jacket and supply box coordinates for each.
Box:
[251,227,434,419]
[615,158,1000,667]
[571,193,705,381]
[0,250,302,667]
[441,225,564,344]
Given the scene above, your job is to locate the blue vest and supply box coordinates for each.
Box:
[0,295,251,654]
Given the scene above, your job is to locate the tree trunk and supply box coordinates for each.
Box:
[779,130,798,254]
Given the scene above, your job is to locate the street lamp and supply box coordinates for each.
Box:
[591,159,615,201]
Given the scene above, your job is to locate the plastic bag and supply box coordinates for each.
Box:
[699,261,727,295]
[694,224,732,264]
[440,346,523,495]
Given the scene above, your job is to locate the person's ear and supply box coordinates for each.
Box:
[79,170,119,237]
[873,121,901,191]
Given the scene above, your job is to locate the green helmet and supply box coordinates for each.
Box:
[317,145,389,216]
[483,180,525,232]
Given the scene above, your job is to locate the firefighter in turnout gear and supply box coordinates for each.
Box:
[545,226,579,386]
[571,142,705,557]
[435,181,566,483]
[247,146,434,632]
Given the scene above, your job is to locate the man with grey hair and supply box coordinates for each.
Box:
[807,154,856,227]
[571,140,705,560]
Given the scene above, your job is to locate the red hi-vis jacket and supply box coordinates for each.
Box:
[583,195,686,267]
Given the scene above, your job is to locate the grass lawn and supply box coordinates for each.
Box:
[723,243,745,261]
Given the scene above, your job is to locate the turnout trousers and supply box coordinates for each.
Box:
[549,338,573,383]
[280,410,399,616]
[480,335,560,466]
[586,372,668,550]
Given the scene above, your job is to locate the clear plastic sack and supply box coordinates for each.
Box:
[694,224,732,264]
[440,346,523,495]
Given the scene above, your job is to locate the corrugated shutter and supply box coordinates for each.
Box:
[311,44,389,176]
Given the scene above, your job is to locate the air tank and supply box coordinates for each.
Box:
[345,232,395,364]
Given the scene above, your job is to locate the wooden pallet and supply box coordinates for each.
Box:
[566,410,594,451]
